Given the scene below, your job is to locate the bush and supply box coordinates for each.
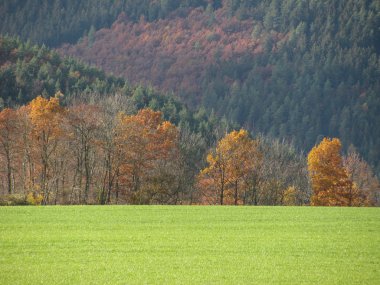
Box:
[0,192,43,206]
[26,192,43,205]
[0,194,28,206]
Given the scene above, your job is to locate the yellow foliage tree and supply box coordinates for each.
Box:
[28,94,66,204]
[307,138,362,206]
[199,129,261,205]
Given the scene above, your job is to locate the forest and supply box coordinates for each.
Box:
[1,1,379,176]
[1,92,378,206]
[0,0,216,47]
[0,1,379,205]
[0,35,216,135]
[56,0,379,175]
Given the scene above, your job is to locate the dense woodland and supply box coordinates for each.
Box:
[56,0,379,175]
[0,1,379,205]
[0,36,220,137]
[0,0,216,47]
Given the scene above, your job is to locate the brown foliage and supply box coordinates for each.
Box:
[116,109,179,204]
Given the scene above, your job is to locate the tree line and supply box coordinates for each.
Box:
[0,93,191,205]
[1,93,378,206]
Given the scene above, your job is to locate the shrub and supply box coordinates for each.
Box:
[26,192,43,205]
[0,194,28,206]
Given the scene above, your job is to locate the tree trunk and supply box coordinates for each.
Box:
[84,143,91,204]
[6,148,12,194]
[234,180,238,205]
[220,171,224,205]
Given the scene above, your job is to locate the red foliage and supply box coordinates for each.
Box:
[58,7,285,101]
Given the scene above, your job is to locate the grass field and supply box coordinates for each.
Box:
[0,206,379,284]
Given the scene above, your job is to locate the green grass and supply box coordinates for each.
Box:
[0,206,379,284]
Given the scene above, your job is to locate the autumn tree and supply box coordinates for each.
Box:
[66,104,101,204]
[255,136,310,206]
[343,146,380,206]
[116,108,179,204]
[96,101,123,204]
[198,129,261,205]
[28,93,66,204]
[225,130,261,205]
[17,106,34,195]
[0,108,20,194]
[307,138,360,206]
[176,127,207,204]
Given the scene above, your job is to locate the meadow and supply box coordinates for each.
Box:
[0,206,379,284]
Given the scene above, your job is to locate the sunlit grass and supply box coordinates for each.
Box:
[0,206,379,284]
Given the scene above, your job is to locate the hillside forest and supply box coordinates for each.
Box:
[0,1,379,206]
[56,0,380,175]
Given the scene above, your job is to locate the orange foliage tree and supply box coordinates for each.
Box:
[116,108,179,204]
[28,93,66,204]
[307,138,365,206]
[198,129,261,205]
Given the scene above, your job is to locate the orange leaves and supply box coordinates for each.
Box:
[0,108,18,138]
[199,129,261,205]
[213,129,261,182]
[29,95,63,120]
[117,108,178,162]
[0,91,183,204]
[58,6,285,98]
[28,94,66,140]
[307,138,357,206]
[115,108,179,199]
[25,94,67,203]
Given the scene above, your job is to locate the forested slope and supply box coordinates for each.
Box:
[59,0,380,173]
[0,36,221,139]
[0,0,215,47]
[0,39,378,206]
[1,0,379,174]
[0,36,125,107]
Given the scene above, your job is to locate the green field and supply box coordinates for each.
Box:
[0,206,379,284]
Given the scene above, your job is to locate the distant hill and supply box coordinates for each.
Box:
[59,7,276,105]
[0,36,220,140]
[0,0,214,47]
[1,0,379,173]
[58,0,380,173]
[0,36,125,106]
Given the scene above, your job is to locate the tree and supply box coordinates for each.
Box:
[225,129,261,205]
[307,138,359,206]
[254,135,310,206]
[0,108,20,194]
[28,93,66,204]
[343,146,380,206]
[17,105,34,196]
[198,129,261,205]
[66,104,101,204]
[116,108,179,204]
